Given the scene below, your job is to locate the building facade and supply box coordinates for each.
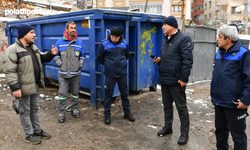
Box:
[191,0,204,25]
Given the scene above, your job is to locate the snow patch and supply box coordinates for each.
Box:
[147,125,157,129]
[0,74,6,77]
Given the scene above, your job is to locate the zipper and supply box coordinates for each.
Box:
[236,81,239,99]
[160,43,171,73]
[215,57,226,105]
[248,57,250,73]
[27,46,39,93]
[116,43,119,78]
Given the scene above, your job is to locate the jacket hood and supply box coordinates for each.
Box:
[219,40,242,53]
[164,29,180,42]
[108,34,124,44]
[15,38,34,49]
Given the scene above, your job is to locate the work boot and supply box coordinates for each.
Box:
[178,134,189,145]
[71,109,80,118]
[34,129,51,139]
[58,113,65,123]
[105,115,111,125]
[124,113,135,122]
[25,134,42,145]
[157,126,173,137]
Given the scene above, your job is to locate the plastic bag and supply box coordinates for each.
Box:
[12,98,24,114]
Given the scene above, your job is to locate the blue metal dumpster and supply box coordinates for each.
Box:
[5,9,165,108]
[129,14,165,92]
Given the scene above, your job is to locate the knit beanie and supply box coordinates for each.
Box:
[110,27,123,36]
[17,23,34,39]
[163,16,178,28]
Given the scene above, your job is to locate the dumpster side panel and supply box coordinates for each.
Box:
[136,22,159,90]
[185,26,217,83]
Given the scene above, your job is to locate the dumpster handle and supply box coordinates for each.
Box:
[145,15,166,19]
[130,51,135,55]
[100,10,133,17]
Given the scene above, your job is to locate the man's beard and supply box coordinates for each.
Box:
[70,33,75,37]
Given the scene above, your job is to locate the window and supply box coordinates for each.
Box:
[204,3,207,10]
[87,0,91,2]
[209,13,211,17]
[171,5,182,14]
[231,7,241,14]
[205,15,207,21]
[209,1,211,8]
[98,2,103,6]
[172,0,180,3]
[130,4,162,14]
[115,2,123,6]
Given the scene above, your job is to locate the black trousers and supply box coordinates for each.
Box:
[104,74,130,116]
[215,105,248,150]
[161,84,189,135]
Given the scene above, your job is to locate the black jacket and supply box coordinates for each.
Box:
[158,30,193,85]
[96,35,130,78]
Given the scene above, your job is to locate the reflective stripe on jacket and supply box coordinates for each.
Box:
[54,36,85,78]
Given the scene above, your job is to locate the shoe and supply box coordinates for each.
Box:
[25,135,42,145]
[105,115,111,125]
[178,134,189,145]
[124,113,135,122]
[58,113,65,123]
[34,129,51,139]
[71,109,80,118]
[157,126,173,137]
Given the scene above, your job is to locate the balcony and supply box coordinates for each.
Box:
[216,0,228,6]
[192,0,204,7]
[192,10,204,17]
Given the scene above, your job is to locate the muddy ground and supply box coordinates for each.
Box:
[0,76,249,150]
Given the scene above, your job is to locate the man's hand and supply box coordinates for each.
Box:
[153,57,161,64]
[13,89,22,98]
[51,45,58,55]
[178,80,187,87]
[237,99,248,109]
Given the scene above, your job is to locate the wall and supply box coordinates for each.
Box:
[184,26,217,82]
[0,22,8,73]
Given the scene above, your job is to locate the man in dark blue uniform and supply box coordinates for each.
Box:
[211,25,250,150]
[96,27,135,125]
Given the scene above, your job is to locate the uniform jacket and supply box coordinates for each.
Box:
[158,29,193,85]
[211,40,250,108]
[3,38,55,96]
[54,35,85,78]
[96,35,130,78]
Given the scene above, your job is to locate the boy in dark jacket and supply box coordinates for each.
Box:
[153,16,193,145]
[211,25,250,150]
[96,27,135,125]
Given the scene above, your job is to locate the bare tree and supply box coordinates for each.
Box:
[77,0,85,10]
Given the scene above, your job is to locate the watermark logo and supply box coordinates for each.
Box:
[5,9,58,16]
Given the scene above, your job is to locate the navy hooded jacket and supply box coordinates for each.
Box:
[211,40,250,108]
[158,29,193,85]
[96,35,130,78]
